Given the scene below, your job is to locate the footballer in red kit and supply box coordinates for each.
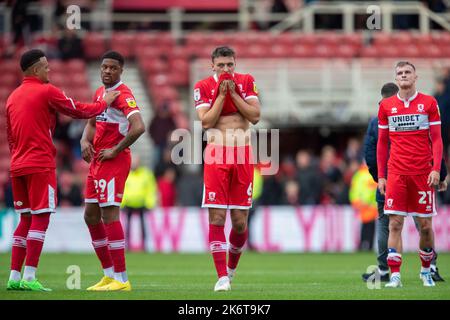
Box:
[81,51,145,292]
[377,61,443,288]
[6,49,119,292]
[195,46,261,292]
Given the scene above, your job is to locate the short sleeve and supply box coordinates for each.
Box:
[377,102,388,129]
[429,97,441,125]
[244,74,259,101]
[194,81,210,109]
[114,92,140,119]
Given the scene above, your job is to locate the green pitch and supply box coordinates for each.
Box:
[0,252,449,300]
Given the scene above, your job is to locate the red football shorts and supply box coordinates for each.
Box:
[384,173,437,217]
[84,152,131,207]
[202,144,254,209]
[11,169,57,214]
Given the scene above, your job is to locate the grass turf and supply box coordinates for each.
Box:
[0,252,449,300]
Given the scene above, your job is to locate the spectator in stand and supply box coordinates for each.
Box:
[57,170,82,207]
[295,150,322,204]
[282,180,300,205]
[319,145,343,204]
[435,79,450,159]
[58,28,84,60]
[148,100,176,168]
[157,166,177,207]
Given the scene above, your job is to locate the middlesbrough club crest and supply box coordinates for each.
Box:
[208,192,216,202]
[387,198,394,208]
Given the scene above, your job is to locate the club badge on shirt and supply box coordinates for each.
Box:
[126,97,137,108]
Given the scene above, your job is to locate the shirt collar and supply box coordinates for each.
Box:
[213,73,234,83]
[23,76,44,84]
[397,91,418,103]
[105,80,123,91]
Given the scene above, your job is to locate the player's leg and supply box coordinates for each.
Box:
[21,171,56,291]
[203,145,231,291]
[100,205,130,290]
[84,173,114,290]
[408,173,436,286]
[384,173,407,288]
[412,215,443,281]
[91,153,131,291]
[227,146,253,283]
[416,217,435,286]
[7,176,31,290]
[209,208,230,291]
[84,202,115,290]
[228,209,249,282]
[375,201,390,278]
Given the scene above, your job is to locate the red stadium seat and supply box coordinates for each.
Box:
[65,59,86,73]
[360,45,380,58]
[0,73,19,88]
[269,44,290,58]
[335,44,357,58]
[111,32,137,58]
[419,44,443,58]
[314,44,337,58]
[291,43,315,57]
[83,33,107,60]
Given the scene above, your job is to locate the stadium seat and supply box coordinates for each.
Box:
[83,32,107,60]
[111,32,136,58]
[291,43,315,57]
[0,73,19,88]
[65,59,86,73]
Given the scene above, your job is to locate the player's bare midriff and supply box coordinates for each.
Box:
[206,112,251,147]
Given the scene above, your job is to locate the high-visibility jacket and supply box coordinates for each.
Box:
[349,164,378,223]
[121,166,157,209]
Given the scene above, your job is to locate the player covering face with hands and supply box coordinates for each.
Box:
[194,47,261,292]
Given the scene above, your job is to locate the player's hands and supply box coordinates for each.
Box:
[98,147,118,162]
[438,180,448,192]
[227,80,236,92]
[81,139,95,163]
[427,170,439,188]
[103,91,121,105]
[378,178,387,196]
[219,81,228,97]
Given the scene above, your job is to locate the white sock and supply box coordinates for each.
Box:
[378,268,389,276]
[430,264,437,272]
[114,272,128,283]
[23,266,36,281]
[421,267,431,273]
[391,272,400,279]
[103,267,114,278]
[9,270,21,282]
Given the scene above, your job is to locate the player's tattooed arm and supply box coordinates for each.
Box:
[80,117,96,163]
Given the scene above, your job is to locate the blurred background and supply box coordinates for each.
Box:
[0,0,450,254]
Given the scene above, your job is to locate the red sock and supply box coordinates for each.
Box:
[419,249,434,269]
[387,252,402,274]
[228,228,248,270]
[87,222,113,269]
[25,213,50,267]
[11,214,32,272]
[209,224,227,278]
[105,221,126,273]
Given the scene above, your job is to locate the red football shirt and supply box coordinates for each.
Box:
[378,91,441,175]
[193,72,259,115]
[6,76,107,176]
[92,81,140,154]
